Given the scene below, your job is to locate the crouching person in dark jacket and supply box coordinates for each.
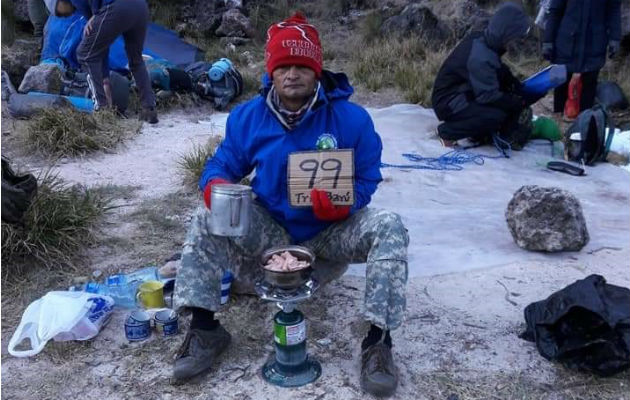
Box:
[431,2,530,147]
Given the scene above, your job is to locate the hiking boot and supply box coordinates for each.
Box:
[360,342,398,397]
[139,107,159,124]
[172,326,231,381]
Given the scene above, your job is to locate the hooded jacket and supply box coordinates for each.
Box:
[431,2,530,120]
[544,0,621,73]
[199,71,383,243]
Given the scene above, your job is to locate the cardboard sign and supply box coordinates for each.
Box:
[288,149,354,207]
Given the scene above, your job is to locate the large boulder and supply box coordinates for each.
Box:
[18,63,64,94]
[380,4,452,44]
[215,8,253,38]
[505,185,589,252]
[10,0,29,23]
[1,37,41,86]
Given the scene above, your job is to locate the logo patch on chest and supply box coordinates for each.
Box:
[315,133,338,150]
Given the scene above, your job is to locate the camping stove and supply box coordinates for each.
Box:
[255,276,322,387]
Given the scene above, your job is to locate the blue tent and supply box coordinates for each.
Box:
[42,14,204,72]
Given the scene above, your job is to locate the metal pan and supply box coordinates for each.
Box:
[261,246,315,289]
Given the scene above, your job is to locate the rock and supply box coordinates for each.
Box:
[505,185,589,252]
[18,63,64,94]
[215,8,253,38]
[1,38,41,85]
[11,0,29,23]
[380,4,452,44]
[448,0,490,39]
[219,36,252,47]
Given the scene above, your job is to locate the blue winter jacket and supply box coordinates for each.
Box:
[199,71,383,243]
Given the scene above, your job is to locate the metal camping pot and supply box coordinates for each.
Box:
[261,246,315,290]
[209,184,252,237]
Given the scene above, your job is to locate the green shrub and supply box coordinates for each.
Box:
[352,36,448,105]
[25,108,140,157]
[178,137,222,185]
[1,171,111,279]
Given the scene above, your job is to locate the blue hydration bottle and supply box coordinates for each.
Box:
[82,266,162,308]
[83,281,139,308]
[208,58,234,82]
[521,64,567,96]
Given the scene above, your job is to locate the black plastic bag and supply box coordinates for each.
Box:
[520,274,630,376]
[596,81,629,111]
[1,157,38,225]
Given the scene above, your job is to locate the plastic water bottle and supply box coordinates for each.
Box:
[114,266,161,285]
[78,266,163,308]
[208,58,233,82]
[83,281,139,308]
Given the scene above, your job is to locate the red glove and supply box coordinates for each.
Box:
[203,178,230,209]
[311,188,351,221]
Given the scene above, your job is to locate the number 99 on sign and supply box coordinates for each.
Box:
[288,150,355,207]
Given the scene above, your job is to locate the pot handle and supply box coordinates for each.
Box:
[230,195,241,227]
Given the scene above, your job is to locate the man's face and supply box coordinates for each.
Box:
[271,65,317,106]
[56,0,76,17]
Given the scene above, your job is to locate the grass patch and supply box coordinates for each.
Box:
[155,91,200,111]
[1,171,112,281]
[147,0,180,29]
[24,108,141,157]
[178,137,222,186]
[360,11,384,44]
[248,0,295,41]
[352,36,449,105]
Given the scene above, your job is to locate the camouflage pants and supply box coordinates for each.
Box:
[174,203,409,330]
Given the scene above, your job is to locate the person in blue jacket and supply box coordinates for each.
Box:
[172,13,409,397]
[542,0,621,113]
[44,0,157,123]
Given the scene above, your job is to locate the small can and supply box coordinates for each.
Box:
[154,309,178,337]
[125,310,151,341]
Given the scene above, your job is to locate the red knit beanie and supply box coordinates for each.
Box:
[265,12,323,78]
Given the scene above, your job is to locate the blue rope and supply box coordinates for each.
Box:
[381,135,511,171]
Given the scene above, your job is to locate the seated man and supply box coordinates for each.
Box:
[173,13,409,398]
[431,2,530,147]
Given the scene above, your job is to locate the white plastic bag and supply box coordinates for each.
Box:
[8,291,114,357]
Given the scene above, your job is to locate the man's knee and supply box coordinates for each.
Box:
[371,210,410,253]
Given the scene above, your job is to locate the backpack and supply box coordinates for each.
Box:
[565,105,616,165]
[185,60,243,110]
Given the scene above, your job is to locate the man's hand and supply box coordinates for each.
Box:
[608,40,620,59]
[203,178,230,209]
[311,188,350,222]
[84,16,95,36]
[541,42,553,61]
